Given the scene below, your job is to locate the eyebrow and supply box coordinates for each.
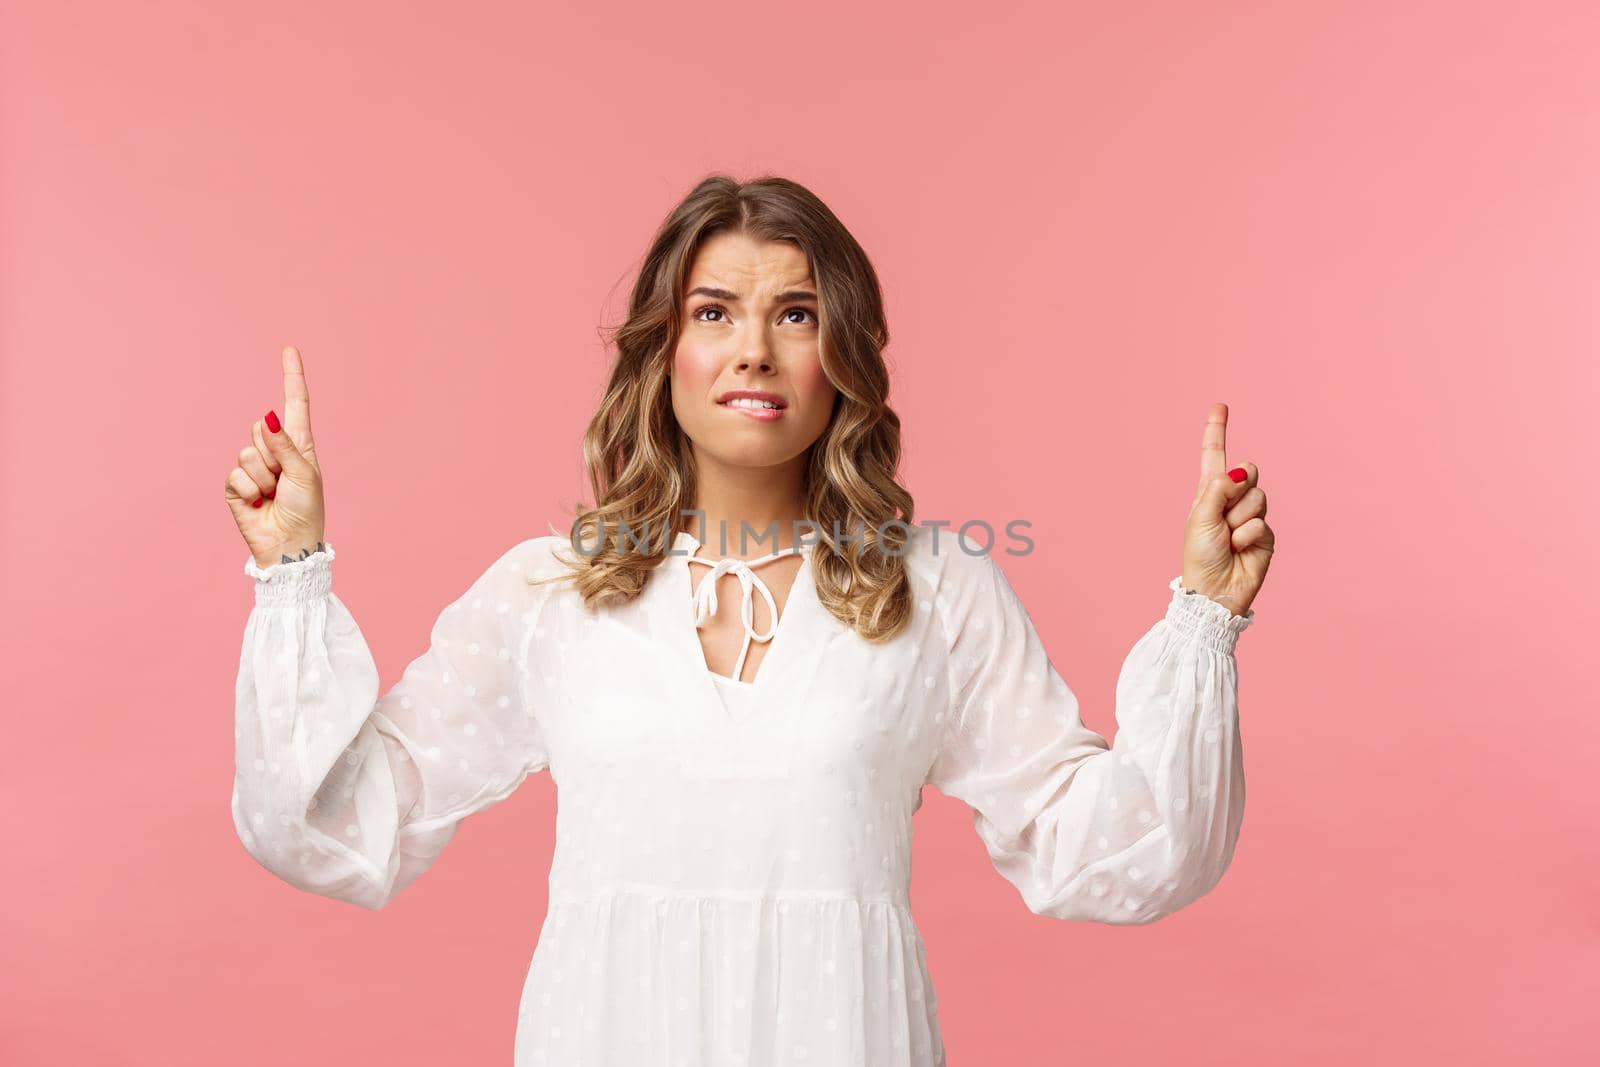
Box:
[686,286,818,304]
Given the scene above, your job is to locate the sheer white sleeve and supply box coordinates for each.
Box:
[925,550,1255,925]
[232,538,561,910]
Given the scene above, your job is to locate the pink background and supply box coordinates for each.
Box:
[3,1,1595,1064]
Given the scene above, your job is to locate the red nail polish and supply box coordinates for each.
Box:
[265,410,281,433]
[1228,467,1247,483]
[252,499,263,508]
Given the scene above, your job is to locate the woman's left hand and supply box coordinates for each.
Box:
[1180,402,1275,618]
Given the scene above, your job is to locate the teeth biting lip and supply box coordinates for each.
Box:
[720,399,786,419]
[716,390,788,410]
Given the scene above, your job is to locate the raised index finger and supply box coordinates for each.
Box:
[1199,401,1228,481]
[280,345,313,443]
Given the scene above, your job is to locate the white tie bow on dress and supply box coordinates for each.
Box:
[686,546,804,683]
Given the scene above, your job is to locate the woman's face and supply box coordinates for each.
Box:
[670,231,836,473]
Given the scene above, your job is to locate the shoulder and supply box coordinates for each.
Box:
[505,534,590,589]
[902,523,998,592]
[521,533,578,570]
[897,525,1008,644]
[467,534,582,592]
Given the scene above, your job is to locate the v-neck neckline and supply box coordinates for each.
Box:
[670,528,815,719]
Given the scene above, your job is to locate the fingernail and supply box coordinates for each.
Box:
[265,410,281,433]
[252,499,263,508]
[1228,467,1247,483]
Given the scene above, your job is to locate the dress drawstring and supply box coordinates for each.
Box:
[686,546,804,682]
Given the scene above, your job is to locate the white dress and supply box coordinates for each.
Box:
[233,524,1255,1066]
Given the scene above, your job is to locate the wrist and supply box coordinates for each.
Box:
[1167,575,1254,651]
[255,540,326,570]
[1178,578,1251,616]
[246,541,337,605]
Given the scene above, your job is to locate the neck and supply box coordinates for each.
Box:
[682,450,811,557]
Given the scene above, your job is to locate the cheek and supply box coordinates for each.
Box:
[672,338,721,385]
[670,341,720,420]
[793,362,835,427]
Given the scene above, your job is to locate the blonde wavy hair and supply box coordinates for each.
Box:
[531,174,916,643]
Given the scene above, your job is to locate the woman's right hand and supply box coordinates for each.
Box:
[224,345,328,569]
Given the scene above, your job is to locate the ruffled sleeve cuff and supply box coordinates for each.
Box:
[1164,575,1254,654]
[245,542,336,606]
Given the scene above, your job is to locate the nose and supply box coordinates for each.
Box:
[736,353,775,373]
[735,339,776,374]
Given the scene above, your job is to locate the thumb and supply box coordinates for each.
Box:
[1194,462,1253,523]
[260,409,315,478]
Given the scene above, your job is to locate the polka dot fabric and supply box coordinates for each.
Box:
[925,548,1254,925]
[236,540,553,908]
[234,524,1255,1065]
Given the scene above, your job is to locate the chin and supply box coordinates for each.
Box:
[701,440,803,470]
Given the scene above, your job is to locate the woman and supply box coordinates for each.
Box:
[224,175,1275,1065]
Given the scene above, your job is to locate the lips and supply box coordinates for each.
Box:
[716,389,788,409]
[716,396,784,422]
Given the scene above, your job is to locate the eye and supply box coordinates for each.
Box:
[690,303,818,325]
